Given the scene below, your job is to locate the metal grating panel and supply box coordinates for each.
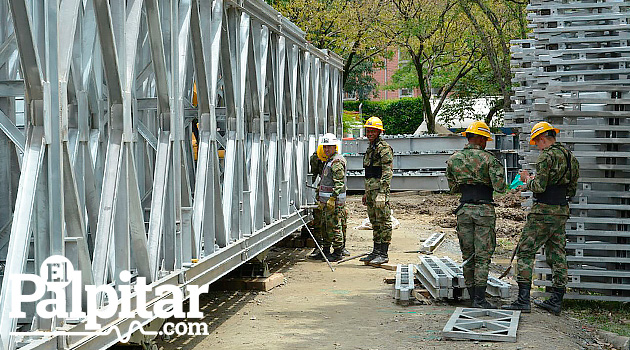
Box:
[442,308,520,342]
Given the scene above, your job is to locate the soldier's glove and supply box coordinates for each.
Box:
[326,197,336,211]
[375,192,386,208]
[317,201,325,211]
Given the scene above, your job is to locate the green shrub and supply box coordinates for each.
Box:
[343,97,423,135]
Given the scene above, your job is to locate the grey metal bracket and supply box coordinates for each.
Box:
[442,308,520,342]
[394,264,415,302]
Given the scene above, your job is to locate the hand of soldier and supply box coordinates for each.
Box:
[317,201,325,211]
[375,192,386,208]
[362,194,367,206]
[326,197,336,211]
[519,169,531,183]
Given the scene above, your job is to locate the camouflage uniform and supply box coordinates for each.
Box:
[446,144,507,287]
[516,143,579,288]
[319,152,347,250]
[309,152,325,245]
[363,137,394,244]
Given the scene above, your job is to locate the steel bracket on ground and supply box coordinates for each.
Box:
[394,264,415,302]
[442,308,520,342]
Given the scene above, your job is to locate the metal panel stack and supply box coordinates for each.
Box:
[343,135,519,191]
[511,0,630,301]
[394,264,415,302]
[415,256,511,300]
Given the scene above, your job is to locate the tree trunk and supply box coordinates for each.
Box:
[410,49,434,134]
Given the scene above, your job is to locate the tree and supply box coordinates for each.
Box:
[343,58,379,100]
[387,0,483,134]
[274,0,395,89]
[458,0,528,125]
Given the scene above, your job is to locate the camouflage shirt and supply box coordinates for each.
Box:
[528,142,580,216]
[363,137,393,192]
[446,144,507,194]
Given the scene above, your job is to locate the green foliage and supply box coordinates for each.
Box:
[343,59,379,100]
[384,63,419,90]
[343,98,423,135]
[342,110,362,136]
[565,300,630,337]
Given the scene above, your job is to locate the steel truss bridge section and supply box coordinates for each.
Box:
[0,0,343,348]
[508,0,630,301]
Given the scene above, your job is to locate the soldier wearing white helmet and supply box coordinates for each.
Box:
[317,133,348,262]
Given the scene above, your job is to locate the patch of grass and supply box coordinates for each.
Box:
[497,238,516,250]
[564,299,630,337]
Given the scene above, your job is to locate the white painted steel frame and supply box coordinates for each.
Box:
[0,0,343,348]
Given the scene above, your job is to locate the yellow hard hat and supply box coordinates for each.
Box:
[529,122,559,145]
[192,82,198,107]
[461,121,493,141]
[316,143,339,162]
[317,144,327,161]
[363,116,384,131]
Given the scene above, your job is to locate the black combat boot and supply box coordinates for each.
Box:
[471,285,496,309]
[318,246,331,261]
[327,248,344,262]
[308,247,324,259]
[360,242,378,262]
[370,243,389,264]
[466,287,476,307]
[341,245,350,257]
[534,287,565,315]
[502,283,531,313]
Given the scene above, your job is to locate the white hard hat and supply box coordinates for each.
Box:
[319,133,338,146]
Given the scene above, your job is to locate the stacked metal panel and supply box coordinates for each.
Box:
[414,255,511,300]
[511,0,630,301]
[394,264,415,302]
[343,135,519,191]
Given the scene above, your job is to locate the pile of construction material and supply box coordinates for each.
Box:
[343,135,519,191]
[507,0,630,301]
[392,257,510,303]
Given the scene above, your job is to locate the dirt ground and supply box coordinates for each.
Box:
[157,192,613,350]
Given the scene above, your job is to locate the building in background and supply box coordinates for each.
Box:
[372,49,420,101]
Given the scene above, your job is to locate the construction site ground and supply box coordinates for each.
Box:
[158,192,624,350]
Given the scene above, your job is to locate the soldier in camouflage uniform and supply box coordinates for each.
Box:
[308,150,325,259]
[446,121,507,309]
[359,117,394,265]
[309,144,350,259]
[503,122,579,315]
[318,133,347,262]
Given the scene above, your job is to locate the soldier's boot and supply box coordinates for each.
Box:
[534,287,565,315]
[327,248,344,262]
[370,243,389,265]
[341,244,350,257]
[359,242,378,262]
[308,244,324,259]
[501,283,532,313]
[466,287,476,307]
[501,283,531,313]
[471,286,496,309]
[319,246,331,261]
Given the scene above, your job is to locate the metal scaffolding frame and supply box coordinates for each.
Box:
[0,0,343,348]
[507,0,630,301]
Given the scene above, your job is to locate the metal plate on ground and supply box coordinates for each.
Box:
[442,308,520,342]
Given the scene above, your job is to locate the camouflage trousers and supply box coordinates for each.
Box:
[366,190,392,244]
[516,213,568,288]
[312,207,322,243]
[322,206,346,249]
[456,203,496,287]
